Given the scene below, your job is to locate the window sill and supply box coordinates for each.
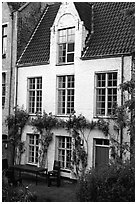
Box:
[26,163,37,166]
[61,169,71,173]
[56,115,69,117]
[56,63,74,66]
[93,115,117,119]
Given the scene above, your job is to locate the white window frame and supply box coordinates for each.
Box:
[27,134,39,165]
[57,75,75,115]
[58,27,75,64]
[27,77,42,114]
[2,72,6,109]
[95,72,117,117]
[56,136,72,170]
[2,24,8,57]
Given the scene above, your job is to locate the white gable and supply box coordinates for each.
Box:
[52,2,81,30]
[50,2,89,64]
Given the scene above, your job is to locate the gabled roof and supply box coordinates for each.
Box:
[18,2,134,66]
[18,3,61,66]
[82,2,135,59]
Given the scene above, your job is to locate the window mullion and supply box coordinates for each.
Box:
[35,79,37,113]
[105,73,108,116]
[65,138,67,169]
[65,76,67,115]
[66,43,68,63]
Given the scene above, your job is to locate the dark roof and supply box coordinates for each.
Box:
[18,3,61,65]
[74,2,92,31]
[82,2,135,59]
[18,2,135,66]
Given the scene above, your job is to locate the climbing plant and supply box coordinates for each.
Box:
[6,106,29,165]
[31,111,60,167]
[65,113,109,178]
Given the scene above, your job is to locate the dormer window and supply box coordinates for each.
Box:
[58,27,75,64]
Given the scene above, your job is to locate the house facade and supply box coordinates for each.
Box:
[2,2,18,160]
[16,2,134,178]
[2,2,49,164]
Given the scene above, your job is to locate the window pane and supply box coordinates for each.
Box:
[3,38,7,54]
[59,29,66,43]
[67,43,74,52]
[96,139,103,145]
[37,77,42,89]
[29,78,35,89]
[58,76,65,88]
[36,90,42,113]
[29,91,35,113]
[67,53,74,62]
[2,73,6,107]
[59,44,66,63]
[67,28,75,42]
[67,89,74,114]
[3,25,7,36]
[67,75,74,88]
[104,140,109,145]
[58,90,65,114]
[2,25,7,55]
[108,73,117,87]
[107,88,117,115]
[97,74,106,87]
[96,88,105,115]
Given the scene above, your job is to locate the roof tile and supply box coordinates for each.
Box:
[83,2,135,58]
[19,3,61,65]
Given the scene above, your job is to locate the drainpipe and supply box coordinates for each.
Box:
[120,55,124,160]
[8,12,14,116]
[15,64,18,109]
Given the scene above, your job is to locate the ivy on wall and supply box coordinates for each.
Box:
[31,111,60,167]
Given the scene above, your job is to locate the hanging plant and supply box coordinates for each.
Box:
[96,119,109,136]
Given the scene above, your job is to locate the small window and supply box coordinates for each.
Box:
[96,139,109,146]
[2,73,6,109]
[57,136,72,169]
[28,77,42,114]
[2,24,7,58]
[58,27,75,64]
[95,72,117,116]
[57,75,75,115]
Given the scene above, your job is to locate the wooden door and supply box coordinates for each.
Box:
[95,146,109,168]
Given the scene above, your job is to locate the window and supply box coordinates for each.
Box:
[57,75,74,115]
[2,24,7,57]
[28,77,42,114]
[58,27,75,64]
[57,136,72,169]
[28,134,39,164]
[95,72,117,116]
[2,73,6,108]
